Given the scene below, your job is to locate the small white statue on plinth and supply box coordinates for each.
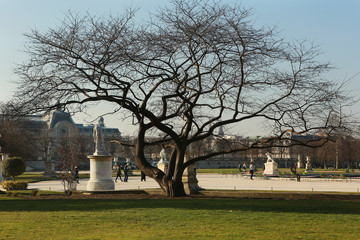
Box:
[93,118,107,155]
[182,144,202,194]
[263,152,278,176]
[305,156,312,172]
[297,155,303,169]
[158,148,168,164]
[43,142,56,177]
[87,117,114,191]
[157,147,168,173]
[266,152,273,162]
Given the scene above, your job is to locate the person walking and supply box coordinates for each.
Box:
[249,163,255,180]
[141,171,146,181]
[115,165,123,183]
[238,163,242,172]
[242,162,246,172]
[74,166,79,184]
[123,164,129,182]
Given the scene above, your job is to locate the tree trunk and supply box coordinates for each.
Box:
[335,140,339,169]
[153,174,187,197]
[135,124,187,197]
[166,179,187,197]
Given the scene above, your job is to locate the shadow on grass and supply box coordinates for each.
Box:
[1,198,360,215]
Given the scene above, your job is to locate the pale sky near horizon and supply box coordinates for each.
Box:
[0,0,359,136]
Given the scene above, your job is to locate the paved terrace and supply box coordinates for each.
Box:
[23,173,360,193]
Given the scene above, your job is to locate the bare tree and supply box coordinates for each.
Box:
[0,114,37,160]
[58,134,81,195]
[12,0,348,196]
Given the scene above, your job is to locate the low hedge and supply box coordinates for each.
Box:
[2,180,28,190]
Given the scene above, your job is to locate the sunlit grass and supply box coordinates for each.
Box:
[0,197,360,240]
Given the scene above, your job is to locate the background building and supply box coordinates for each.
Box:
[13,110,121,171]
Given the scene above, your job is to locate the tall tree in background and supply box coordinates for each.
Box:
[0,114,36,160]
[58,133,81,195]
[12,0,348,196]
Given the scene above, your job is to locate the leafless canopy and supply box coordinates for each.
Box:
[13,0,347,196]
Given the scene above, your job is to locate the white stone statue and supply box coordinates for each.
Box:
[263,152,278,176]
[93,119,106,155]
[297,155,303,169]
[305,156,312,172]
[265,152,273,162]
[46,142,52,161]
[159,148,167,163]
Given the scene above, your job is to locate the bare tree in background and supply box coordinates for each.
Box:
[58,134,81,195]
[0,114,37,160]
[11,0,349,196]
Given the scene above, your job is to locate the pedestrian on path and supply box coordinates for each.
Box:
[115,165,123,183]
[141,171,146,181]
[243,162,246,172]
[74,166,79,184]
[249,163,255,180]
[123,164,129,182]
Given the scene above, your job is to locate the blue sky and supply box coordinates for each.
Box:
[0,0,359,135]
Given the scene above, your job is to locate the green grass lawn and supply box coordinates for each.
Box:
[0,196,359,240]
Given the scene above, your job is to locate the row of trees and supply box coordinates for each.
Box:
[1,113,359,170]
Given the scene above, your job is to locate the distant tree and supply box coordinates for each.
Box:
[12,0,349,196]
[58,134,81,195]
[337,136,359,169]
[2,157,26,181]
[0,114,37,160]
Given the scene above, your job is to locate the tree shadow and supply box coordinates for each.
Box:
[1,198,360,214]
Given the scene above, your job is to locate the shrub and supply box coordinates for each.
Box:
[12,192,19,197]
[1,180,28,190]
[2,157,26,180]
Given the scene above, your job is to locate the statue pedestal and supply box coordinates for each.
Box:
[70,182,77,191]
[157,161,168,173]
[87,155,114,191]
[0,158,2,182]
[263,161,278,176]
[0,153,9,182]
[43,161,57,177]
[182,164,202,194]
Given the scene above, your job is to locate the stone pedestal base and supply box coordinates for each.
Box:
[87,155,114,191]
[263,161,278,176]
[70,182,77,191]
[157,162,168,173]
[182,164,202,194]
[43,161,57,177]
[0,153,9,182]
